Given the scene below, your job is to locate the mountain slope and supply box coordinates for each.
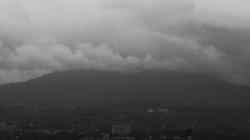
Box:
[0,70,249,106]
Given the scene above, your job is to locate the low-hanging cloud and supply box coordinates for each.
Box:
[0,0,250,85]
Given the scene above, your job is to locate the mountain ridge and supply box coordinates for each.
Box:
[0,70,249,107]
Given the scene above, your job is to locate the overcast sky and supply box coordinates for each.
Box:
[0,0,250,85]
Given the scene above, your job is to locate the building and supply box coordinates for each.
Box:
[146,129,192,140]
[147,109,169,113]
[161,129,192,140]
[0,123,8,131]
[112,124,131,135]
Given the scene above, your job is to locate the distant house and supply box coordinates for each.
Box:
[161,129,192,140]
[0,123,8,131]
[146,129,192,140]
[147,109,169,113]
[112,124,131,135]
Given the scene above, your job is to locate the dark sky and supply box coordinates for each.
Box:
[0,0,250,85]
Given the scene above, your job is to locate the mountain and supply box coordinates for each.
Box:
[0,70,250,107]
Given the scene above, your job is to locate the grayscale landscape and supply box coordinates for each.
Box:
[0,0,250,140]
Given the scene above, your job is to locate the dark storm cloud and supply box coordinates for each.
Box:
[0,0,250,85]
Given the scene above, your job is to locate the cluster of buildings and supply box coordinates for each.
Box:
[79,124,192,140]
[147,109,169,113]
[0,123,192,140]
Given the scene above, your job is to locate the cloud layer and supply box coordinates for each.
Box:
[0,0,250,85]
